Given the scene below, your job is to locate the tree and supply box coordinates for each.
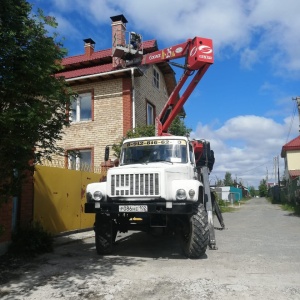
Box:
[0,0,72,199]
[168,115,192,136]
[215,179,223,187]
[112,115,191,158]
[223,172,234,186]
[112,125,155,157]
[249,186,256,197]
[258,179,268,197]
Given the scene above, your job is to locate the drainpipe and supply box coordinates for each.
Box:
[131,68,136,130]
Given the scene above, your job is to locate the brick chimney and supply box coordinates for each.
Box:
[83,38,95,57]
[110,14,128,67]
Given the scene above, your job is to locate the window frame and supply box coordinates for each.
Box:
[69,89,94,123]
[146,100,156,125]
[153,67,160,89]
[65,147,94,171]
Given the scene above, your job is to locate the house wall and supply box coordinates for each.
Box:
[52,67,170,168]
[215,187,230,201]
[230,186,242,201]
[215,186,242,202]
[135,65,169,126]
[286,150,300,171]
[52,79,125,167]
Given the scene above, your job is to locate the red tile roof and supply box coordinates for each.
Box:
[57,63,113,79]
[281,135,300,157]
[289,170,300,178]
[57,40,158,80]
[62,49,112,66]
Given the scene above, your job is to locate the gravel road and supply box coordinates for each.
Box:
[1,197,300,299]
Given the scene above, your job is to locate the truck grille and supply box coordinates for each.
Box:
[111,173,160,197]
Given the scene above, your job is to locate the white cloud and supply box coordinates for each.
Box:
[53,14,81,39]
[240,48,259,69]
[52,0,119,23]
[47,0,300,75]
[191,115,299,188]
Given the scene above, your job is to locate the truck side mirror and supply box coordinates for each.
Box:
[104,146,110,161]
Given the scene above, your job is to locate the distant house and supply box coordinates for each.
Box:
[52,14,177,170]
[281,135,300,182]
[215,186,242,202]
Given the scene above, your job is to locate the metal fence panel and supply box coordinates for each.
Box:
[34,165,105,234]
[278,176,300,205]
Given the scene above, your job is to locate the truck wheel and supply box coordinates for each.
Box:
[95,214,113,255]
[180,204,209,258]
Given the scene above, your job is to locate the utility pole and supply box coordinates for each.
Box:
[273,156,280,186]
[292,97,300,133]
[274,156,277,185]
[277,155,280,186]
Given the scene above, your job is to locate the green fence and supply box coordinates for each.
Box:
[278,176,300,205]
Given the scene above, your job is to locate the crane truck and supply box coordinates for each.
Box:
[84,33,224,258]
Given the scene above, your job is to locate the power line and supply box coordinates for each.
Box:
[237,160,274,176]
[286,99,297,143]
[294,97,300,133]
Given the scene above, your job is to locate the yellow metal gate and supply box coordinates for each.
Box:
[34,165,105,235]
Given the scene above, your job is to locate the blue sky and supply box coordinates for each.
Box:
[28,0,300,188]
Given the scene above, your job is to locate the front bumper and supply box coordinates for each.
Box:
[85,201,196,215]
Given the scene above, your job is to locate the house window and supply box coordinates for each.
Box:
[70,92,92,122]
[153,68,160,89]
[68,149,92,171]
[146,102,155,125]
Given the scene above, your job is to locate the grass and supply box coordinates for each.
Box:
[281,203,300,216]
[220,205,236,213]
[218,197,251,213]
[218,200,239,213]
[267,196,300,216]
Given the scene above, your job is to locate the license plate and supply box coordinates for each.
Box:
[119,205,148,212]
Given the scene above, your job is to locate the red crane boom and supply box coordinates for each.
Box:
[141,37,214,136]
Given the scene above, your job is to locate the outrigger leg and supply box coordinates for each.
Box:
[201,166,218,250]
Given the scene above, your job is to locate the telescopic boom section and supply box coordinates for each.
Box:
[142,37,214,136]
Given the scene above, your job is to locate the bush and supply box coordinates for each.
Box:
[8,222,53,257]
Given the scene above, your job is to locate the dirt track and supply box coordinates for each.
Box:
[1,197,300,299]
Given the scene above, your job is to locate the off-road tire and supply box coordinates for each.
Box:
[180,204,209,258]
[95,214,113,255]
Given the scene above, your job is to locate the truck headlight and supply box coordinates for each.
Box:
[189,189,195,198]
[176,189,187,200]
[93,191,103,201]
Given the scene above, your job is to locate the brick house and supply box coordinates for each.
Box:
[0,14,177,254]
[281,135,300,181]
[52,14,177,170]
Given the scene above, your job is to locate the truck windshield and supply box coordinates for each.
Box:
[120,139,188,165]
